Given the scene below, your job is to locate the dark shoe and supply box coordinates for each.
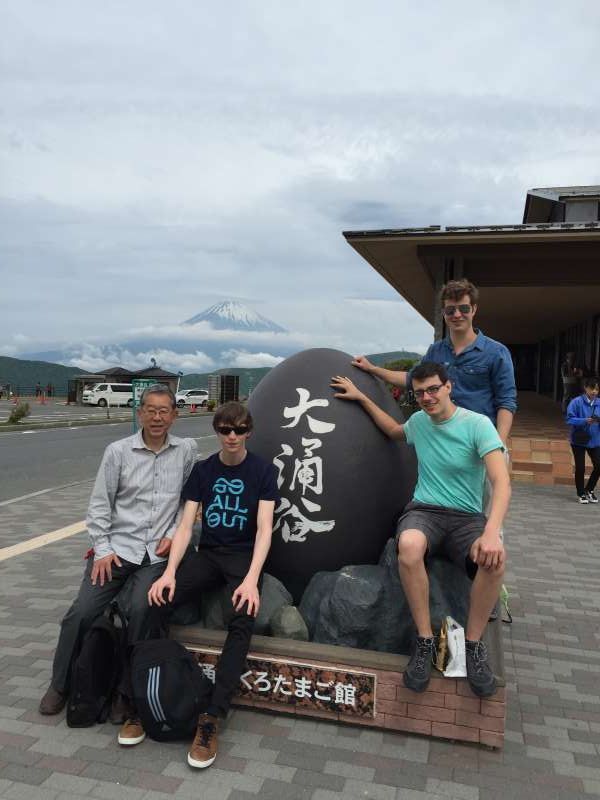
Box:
[403,636,435,693]
[118,717,146,746]
[39,684,67,715]
[465,639,497,697]
[188,713,218,769]
[109,692,131,725]
[586,490,598,504]
[578,494,589,504]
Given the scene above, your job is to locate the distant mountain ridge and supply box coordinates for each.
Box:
[0,355,86,394]
[0,350,421,396]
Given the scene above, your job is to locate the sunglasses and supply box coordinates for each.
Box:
[216,425,250,436]
[413,384,444,399]
[443,304,472,317]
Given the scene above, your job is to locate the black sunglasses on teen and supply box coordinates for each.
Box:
[216,425,250,436]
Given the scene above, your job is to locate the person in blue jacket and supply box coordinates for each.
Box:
[566,376,600,503]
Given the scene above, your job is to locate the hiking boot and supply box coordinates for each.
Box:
[109,692,131,725]
[118,717,146,746]
[39,684,66,715]
[403,636,436,693]
[465,639,497,697]
[188,713,218,769]
[586,490,598,504]
[578,494,589,504]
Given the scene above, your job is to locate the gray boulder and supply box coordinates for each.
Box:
[201,572,293,634]
[269,605,309,640]
[298,537,472,655]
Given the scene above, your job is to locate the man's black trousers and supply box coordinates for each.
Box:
[149,547,259,719]
[50,556,165,696]
[571,445,600,496]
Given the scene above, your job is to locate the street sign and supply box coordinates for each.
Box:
[131,379,157,433]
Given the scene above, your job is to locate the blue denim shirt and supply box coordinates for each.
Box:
[408,330,517,424]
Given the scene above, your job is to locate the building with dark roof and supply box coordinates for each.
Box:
[344,186,600,400]
[69,366,179,404]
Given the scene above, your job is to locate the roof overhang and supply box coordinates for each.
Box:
[343,224,600,344]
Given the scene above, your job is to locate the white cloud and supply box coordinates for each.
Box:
[67,347,215,374]
[220,350,285,369]
[1,2,599,360]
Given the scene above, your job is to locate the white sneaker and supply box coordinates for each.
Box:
[578,494,589,504]
[586,491,598,504]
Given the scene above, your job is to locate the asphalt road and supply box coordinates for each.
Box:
[0,416,218,503]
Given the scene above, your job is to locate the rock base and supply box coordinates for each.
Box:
[172,615,506,748]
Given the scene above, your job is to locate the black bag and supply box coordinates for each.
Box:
[67,603,127,728]
[572,427,590,446]
[130,638,208,741]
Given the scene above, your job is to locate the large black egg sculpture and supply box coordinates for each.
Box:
[248,348,417,603]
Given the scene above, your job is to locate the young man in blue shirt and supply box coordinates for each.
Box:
[331,362,510,698]
[141,402,279,769]
[566,376,600,503]
[352,278,517,443]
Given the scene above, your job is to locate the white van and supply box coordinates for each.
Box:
[82,383,134,408]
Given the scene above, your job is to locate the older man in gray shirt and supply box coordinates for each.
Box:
[39,384,197,717]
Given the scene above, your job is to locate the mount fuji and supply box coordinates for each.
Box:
[25,300,295,372]
[183,301,287,333]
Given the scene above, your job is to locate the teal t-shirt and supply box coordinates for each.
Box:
[403,407,504,513]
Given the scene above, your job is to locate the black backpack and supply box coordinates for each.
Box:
[66,603,127,728]
[130,638,209,741]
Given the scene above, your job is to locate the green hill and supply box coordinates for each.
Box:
[0,350,423,399]
[0,356,85,395]
[366,350,422,366]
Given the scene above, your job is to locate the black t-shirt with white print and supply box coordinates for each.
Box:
[182,451,280,550]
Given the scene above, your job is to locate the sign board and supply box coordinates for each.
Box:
[193,649,376,719]
[131,379,157,433]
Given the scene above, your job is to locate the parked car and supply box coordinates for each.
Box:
[176,388,209,408]
[82,383,134,407]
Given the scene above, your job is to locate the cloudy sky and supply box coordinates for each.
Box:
[2,1,599,371]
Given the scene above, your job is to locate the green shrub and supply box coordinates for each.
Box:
[207,399,216,412]
[7,402,31,425]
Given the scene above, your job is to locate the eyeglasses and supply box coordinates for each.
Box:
[443,304,472,317]
[413,384,444,399]
[142,407,172,418]
[216,425,250,436]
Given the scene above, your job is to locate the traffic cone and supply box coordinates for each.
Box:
[40,393,47,405]
[190,404,197,414]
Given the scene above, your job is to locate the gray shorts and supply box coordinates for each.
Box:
[395,501,487,579]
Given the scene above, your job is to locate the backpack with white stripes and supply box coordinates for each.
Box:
[130,638,208,741]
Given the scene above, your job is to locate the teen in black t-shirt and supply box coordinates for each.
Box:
[182,450,279,549]
[147,402,279,770]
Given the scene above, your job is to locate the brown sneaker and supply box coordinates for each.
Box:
[188,713,218,769]
[118,717,146,746]
[39,684,67,715]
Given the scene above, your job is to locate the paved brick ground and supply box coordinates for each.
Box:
[1,482,599,799]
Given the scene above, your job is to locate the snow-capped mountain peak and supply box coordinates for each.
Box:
[182,300,286,333]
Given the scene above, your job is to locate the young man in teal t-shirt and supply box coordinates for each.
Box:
[331,362,510,698]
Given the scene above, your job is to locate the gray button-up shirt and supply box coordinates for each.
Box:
[86,430,197,563]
